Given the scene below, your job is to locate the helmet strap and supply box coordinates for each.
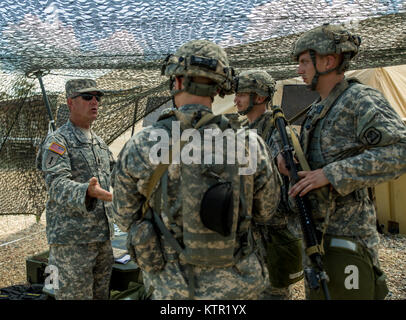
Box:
[337,52,351,74]
[169,76,185,108]
[308,50,339,91]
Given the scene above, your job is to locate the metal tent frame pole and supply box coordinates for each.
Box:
[33,70,56,132]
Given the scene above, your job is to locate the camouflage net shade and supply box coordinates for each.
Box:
[0,0,405,218]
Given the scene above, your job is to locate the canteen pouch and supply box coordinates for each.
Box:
[265,228,304,288]
[199,181,234,237]
[126,213,165,273]
[309,235,388,300]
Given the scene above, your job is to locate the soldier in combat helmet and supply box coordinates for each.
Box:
[277,23,406,299]
[112,40,282,299]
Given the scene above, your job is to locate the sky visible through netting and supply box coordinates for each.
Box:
[0,0,405,217]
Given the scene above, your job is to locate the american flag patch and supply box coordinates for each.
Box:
[49,142,66,155]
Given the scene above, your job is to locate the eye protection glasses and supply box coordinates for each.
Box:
[72,93,102,102]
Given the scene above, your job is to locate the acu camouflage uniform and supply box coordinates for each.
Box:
[237,70,300,300]
[38,79,115,300]
[301,78,406,263]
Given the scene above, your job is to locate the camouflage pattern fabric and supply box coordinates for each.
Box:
[243,110,292,300]
[48,240,114,300]
[65,78,104,98]
[235,70,276,98]
[244,111,286,227]
[162,40,234,96]
[244,111,302,236]
[300,78,406,298]
[245,111,278,157]
[112,104,282,299]
[301,79,406,247]
[39,119,115,244]
[38,118,115,300]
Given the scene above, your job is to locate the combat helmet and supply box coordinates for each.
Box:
[292,23,361,89]
[234,69,276,116]
[161,40,234,99]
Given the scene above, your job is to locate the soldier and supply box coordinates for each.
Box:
[277,23,406,299]
[234,70,303,300]
[37,79,115,299]
[112,40,281,299]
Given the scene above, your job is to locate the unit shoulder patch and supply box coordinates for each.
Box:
[363,127,382,145]
[45,152,59,169]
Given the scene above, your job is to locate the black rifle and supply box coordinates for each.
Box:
[272,106,331,300]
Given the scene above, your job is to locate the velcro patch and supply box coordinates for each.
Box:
[45,152,59,169]
[363,127,382,145]
[49,142,66,155]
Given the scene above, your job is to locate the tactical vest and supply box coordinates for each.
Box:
[301,78,368,221]
[151,109,254,268]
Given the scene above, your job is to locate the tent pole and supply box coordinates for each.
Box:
[34,71,56,132]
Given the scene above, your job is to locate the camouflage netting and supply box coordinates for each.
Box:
[1,0,405,217]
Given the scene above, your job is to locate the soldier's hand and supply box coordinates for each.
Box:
[276,153,290,176]
[87,177,113,202]
[288,169,330,197]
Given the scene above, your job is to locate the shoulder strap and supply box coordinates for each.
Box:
[194,113,216,129]
[261,114,275,144]
[288,103,313,124]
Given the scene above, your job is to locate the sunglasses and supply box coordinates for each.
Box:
[72,93,102,102]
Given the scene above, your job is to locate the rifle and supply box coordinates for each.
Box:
[271,106,331,300]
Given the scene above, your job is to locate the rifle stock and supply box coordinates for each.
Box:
[271,106,331,300]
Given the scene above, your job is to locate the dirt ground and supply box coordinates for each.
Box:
[0,213,405,300]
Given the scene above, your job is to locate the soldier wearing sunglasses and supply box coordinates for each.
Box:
[37,79,115,300]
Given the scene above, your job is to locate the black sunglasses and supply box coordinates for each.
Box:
[72,93,102,102]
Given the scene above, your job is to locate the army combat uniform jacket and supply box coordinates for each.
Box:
[301,78,406,253]
[113,104,281,299]
[244,111,279,158]
[242,111,290,225]
[39,120,115,245]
